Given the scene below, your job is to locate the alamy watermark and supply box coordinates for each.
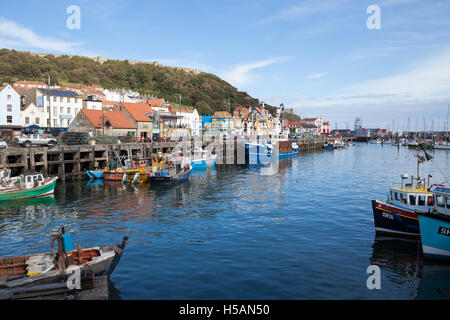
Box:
[366,265,381,290]
[367,5,381,30]
[67,5,81,30]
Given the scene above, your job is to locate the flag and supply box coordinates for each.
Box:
[280,103,285,112]
[419,144,433,161]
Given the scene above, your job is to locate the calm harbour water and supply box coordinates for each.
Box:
[1,143,450,300]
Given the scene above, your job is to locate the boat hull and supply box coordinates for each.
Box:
[372,200,420,238]
[417,213,450,260]
[191,157,217,169]
[86,170,104,179]
[0,178,58,202]
[103,171,125,182]
[148,168,192,184]
[245,143,272,165]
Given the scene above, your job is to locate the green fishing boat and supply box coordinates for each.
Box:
[0,169,58,202]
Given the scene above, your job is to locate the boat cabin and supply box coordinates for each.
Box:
[20,173,45,189]
[430,185,450,216]
[389,186,434,210]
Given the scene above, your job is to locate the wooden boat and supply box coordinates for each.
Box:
[0,227,128,300]
[0,169,58,202]
[103,168,126,182]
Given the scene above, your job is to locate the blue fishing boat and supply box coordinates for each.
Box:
[191,148,217,170]
[416,186,450,260]
[277,140,299,158]
[372,145,441,238]
[147,158,192,184]
[86,170,104,180]
[245,142,274,165]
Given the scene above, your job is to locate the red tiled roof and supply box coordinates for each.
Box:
[102,100,119,105]
[147,99,165,108]
[82,109,136,129]
[121,102,154,122]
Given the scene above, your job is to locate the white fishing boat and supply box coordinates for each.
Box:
[191,148,217,169]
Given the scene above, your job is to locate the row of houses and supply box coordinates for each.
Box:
[1,80,331,140]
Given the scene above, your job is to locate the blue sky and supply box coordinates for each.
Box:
[1,0,450,130]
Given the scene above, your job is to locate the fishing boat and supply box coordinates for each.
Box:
[322,138,347,150]
[147,158,192,184]
[0,169,58,202]
[415,186,450,260]
[245,141,274,165]
[276,140,299,158]
[0,227,128,300]
[123,158,153,184]
[371,145,442,238]
[191,148,217,169]
[103,168,126,182]
[85,170,104,180]
[370,138,383,144]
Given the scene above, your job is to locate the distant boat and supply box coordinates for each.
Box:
[191,148,217,169]
[147,158,192,184]
[416,185,450,260]
[0,170,58,202]
[245,141,274,165]
[86,170,104,180]
[370,139,383,144]
[276,140,299,158]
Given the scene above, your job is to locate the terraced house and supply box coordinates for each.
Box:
[0,84,22,138]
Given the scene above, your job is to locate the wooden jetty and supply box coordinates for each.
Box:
[0,137,352,179]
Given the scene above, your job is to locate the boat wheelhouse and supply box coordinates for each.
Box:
[416,186,450,260]
[372,146,442,238]
[0,170,58,202]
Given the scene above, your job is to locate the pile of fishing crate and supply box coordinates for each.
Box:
[59,132,90,146]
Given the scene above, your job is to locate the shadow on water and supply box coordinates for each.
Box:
[370,236,450,300]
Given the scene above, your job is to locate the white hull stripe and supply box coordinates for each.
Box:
[422,245,450,257]
[375,227,418,236]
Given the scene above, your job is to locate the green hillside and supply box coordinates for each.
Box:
[0,49,264,115]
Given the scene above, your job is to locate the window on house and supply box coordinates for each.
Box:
[53,96,57,102]
[35,118,40,125]
[67,98,70,103]
[7,104,12,112]
[53,119,57,127]
[67,107,71,114]
[6,116,12,124]
[53,107,57,116]
[25,117,30,125]
[60,107,64,114]
[7,95,11,100]
[60,97,63,102]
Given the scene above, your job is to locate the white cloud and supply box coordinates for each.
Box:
[220,57,290,87]
[307,73,326,80]
[0,17,82,53]
[259,0,346,24]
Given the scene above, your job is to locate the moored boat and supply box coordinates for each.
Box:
[0,170,58,202]
[85,170,104,180]
[0,227,128,300]
[416,186,450,260]
[191,148,217,169]
[371,145,442,238]
[147,158,192,184]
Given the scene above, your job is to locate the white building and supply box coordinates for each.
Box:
[103,89,141,103]
[36,89,84,128]
[21,102,46,127]
[175,108,201,137]
[0,84,21,128]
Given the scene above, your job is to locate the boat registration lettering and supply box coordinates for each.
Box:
[382,212,394,220]
[438,227,450,237]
